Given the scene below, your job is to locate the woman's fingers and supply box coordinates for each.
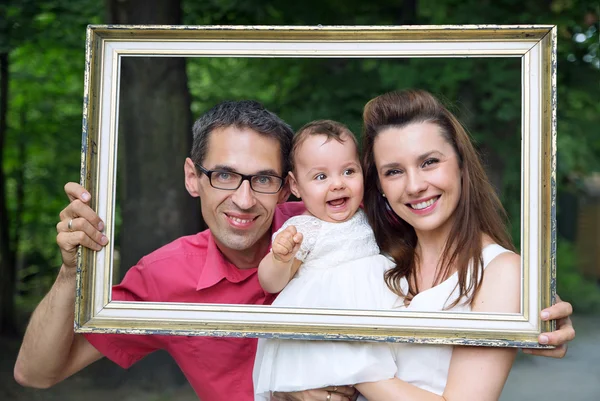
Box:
[540,295,573,321]
[522,295,576,358]
[524,316,574,358]
[541,316,575,345]
[522,343,568,358]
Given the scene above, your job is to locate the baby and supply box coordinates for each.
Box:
[253,120,398,400]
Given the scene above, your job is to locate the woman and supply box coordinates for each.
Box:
[355,89,522,400]
[276,89,573,401]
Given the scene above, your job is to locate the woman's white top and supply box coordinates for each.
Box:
[370,244,512,397]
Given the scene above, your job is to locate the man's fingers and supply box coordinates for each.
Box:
[58,230,106,252]
[58,199,104,231]
[64,182,91,203]
[57,231,103,253]
[57,184,105,270]
[57,217,108,249]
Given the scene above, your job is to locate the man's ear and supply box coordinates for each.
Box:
[287,171,301,199]
[184,158,201,198]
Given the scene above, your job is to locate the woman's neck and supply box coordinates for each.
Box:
[414,227,451,262]
[413,224,455,290]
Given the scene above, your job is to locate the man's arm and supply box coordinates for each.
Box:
[14,266,103,387]
[14,183,107,387]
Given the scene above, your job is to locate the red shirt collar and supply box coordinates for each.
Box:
[196,233,258,291]
[195,201,307,292]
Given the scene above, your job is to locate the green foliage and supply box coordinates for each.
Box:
[2,0,599,312]
[556,239,600,314]
[1,0,103,303]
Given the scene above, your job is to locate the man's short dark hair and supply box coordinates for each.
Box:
[191,100,294,176]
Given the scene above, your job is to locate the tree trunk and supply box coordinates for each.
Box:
[100,0,200,389]
[106,0,201,278]
[0,51,17,335]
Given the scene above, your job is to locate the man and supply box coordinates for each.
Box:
[14,100,575,401]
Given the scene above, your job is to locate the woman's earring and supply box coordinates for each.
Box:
[382,194,393,211]
[381,193,401,225]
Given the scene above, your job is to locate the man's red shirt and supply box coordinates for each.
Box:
[84,202,306,401]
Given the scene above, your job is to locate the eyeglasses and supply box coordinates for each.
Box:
[194,163,284,194]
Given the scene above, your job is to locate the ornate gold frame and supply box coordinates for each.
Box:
[76,25,556,348]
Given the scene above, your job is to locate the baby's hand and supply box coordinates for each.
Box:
[272,226,303,263]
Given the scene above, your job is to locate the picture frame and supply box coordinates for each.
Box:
[75,24,556,348]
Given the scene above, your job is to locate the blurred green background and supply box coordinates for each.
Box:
[1,0,598,400]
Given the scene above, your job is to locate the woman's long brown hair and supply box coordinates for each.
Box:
[362,89,515,307]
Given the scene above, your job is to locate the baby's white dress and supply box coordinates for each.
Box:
[253,210,398,400]
[355,243,514,399]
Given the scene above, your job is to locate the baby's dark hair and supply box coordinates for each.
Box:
[290,120,359,172]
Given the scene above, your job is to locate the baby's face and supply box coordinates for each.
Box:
[289,134,364,223]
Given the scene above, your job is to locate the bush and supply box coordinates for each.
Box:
[556,239,600,314]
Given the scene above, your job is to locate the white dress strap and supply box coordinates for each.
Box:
[481,244,513,269]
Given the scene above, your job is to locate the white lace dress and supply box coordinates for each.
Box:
[253,210,398,400]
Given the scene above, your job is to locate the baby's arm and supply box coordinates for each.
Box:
[258,225,303,294]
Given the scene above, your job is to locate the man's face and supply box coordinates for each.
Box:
[185,126,288,255]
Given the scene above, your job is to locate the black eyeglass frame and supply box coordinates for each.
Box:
[194,162,285,194]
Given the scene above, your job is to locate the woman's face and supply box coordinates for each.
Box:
[373,122,462,237]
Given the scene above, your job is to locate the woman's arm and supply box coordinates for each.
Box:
[357,251,521,401]
[258,225,303,293]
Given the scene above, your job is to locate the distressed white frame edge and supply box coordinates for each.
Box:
[76,25,556,348]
